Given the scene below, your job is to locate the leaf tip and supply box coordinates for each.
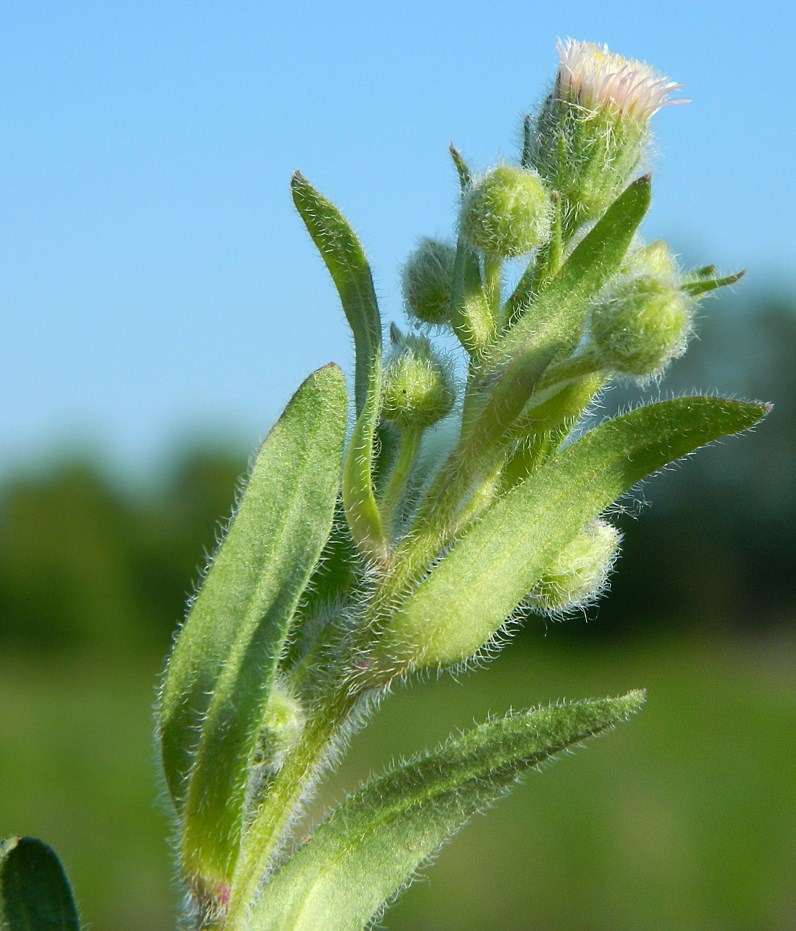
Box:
[621,688,647,715]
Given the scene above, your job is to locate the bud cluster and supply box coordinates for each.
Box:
[376,38,740,669]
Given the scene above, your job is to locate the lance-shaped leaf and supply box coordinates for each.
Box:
[342,361,389,561]
[291,172,382,418]
[449,143,472,192]
[1,837,80,931]
[461,175,651,461]
[245,692,645,931]
[681,268,745,297]
[158,364,348,887]
[292,172,387,559]
[520,112,534,168]
[382,396,767,669]
[448,233,495,357]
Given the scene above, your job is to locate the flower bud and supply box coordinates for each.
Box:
[461,165,553,258]
[401,238,457,326]
[256,682,305,771]
[530,520,620,613]
[531,40,685,228]
[624,240,677,278]
[381,334,456,429]
[590,274,692,378]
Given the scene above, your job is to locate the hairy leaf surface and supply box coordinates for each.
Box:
[246,692,644,931]
[466,175,652,456]
[291,173,382,418]
[384,397,767,668]
[159,365,347,883]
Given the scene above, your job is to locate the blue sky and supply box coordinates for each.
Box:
[3,2,795,478]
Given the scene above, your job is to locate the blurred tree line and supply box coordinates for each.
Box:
[1,288,793,655]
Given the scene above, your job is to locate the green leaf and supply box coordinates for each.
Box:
[681,269,745,297]
[449,233,495,357]
[342,364,389,561]
[520,112,533,168]
[0,837,80,931]
[291,173,386,559]
[382,396,767,669]
[504,174,650,326]
[158,364,348,886]
[448,143,472,192]
[291,172,382,418]
[466,175,651,459]
[245,692,645,931]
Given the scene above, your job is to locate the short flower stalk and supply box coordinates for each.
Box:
[1,38,769,931]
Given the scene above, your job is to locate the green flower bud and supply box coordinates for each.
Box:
[401,238,457,326]
[530,520,620,613]
[382,334,456,429]
[254,682,305,772]
[531,40,686,229]
[461,165,553,258]
[590,274,693,378]
[624,240,677,278]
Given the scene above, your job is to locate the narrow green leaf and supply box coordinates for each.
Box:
[158,365,348,886]
[448,143,471,192]
[383,396,767,669]
[246,692,645,931]
[282,507,359,669]
[342,363,389,561]
[291,172,382,418]
[681,269,745,297]
[465,175,651,459]
[531,190,564,295]
[1,837,80,931]
[449,233,495,356]
[500,373,607,489]
[520,112,533,168]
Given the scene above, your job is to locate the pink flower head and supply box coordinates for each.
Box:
[555,39,688,122]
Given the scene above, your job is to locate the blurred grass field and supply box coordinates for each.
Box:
[2,631,794,930]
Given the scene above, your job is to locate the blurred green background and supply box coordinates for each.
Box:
[2,286,795,929]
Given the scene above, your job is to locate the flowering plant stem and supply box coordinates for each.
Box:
[1,39,769,931]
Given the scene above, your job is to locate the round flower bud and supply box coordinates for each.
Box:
[401,238,457,326]
[461,165,553,258]
[531,520,620,613]
[591,275,692,378]
[381,335,456,429]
